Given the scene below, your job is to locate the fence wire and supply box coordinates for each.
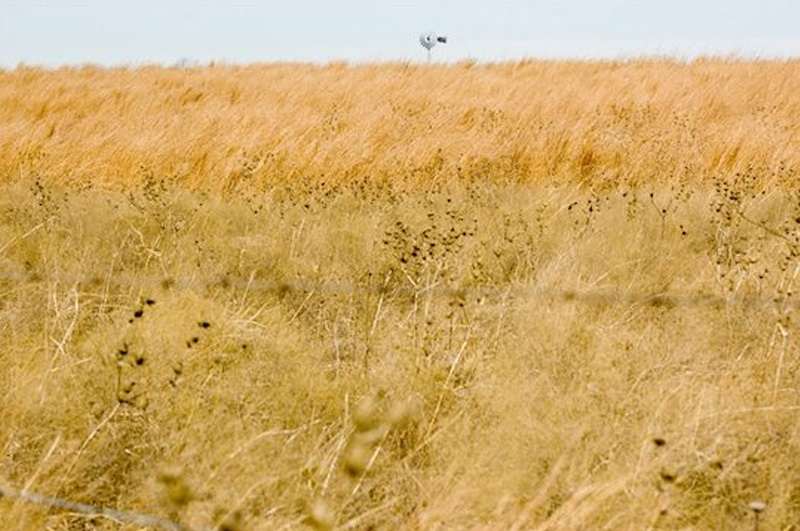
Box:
[0,269,796,312]
[0,484,209,531]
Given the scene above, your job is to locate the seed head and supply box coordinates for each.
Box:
[659,470,676,483]
[749,500,766,514]
[352,397,380,432]
[307,498,336,530]
[342,442,371,478]
[217,510,243,531]
[157,467,193,508]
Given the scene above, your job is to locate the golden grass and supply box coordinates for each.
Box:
[1,60,800,530]
[1,59,798,190]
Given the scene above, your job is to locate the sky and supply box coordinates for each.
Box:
[1,1,798,67]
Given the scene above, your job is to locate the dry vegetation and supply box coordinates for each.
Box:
[1,59,799,530]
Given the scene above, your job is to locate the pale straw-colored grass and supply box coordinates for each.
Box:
[1,60,799,530]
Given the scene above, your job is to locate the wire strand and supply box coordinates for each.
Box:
[0,485,208,531]
[0,269,794,311]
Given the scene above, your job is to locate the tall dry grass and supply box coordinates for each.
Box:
[1,61,799,530]
[0,59,798,190]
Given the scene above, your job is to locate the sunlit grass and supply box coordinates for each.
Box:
[1,60,799,530]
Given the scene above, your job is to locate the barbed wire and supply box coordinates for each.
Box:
[0,269,795,311]
[0,484,211,531]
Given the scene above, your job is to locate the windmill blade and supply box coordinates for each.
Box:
[419,32,438,51]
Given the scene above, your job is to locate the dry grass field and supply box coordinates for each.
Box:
[1,60,799,530]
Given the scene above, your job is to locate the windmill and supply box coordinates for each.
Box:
[420,31,447,63]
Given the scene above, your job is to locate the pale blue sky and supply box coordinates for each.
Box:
[1,1,798,67]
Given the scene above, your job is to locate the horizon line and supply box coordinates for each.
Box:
[3,54,799,71]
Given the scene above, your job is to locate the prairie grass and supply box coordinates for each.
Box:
[1,60,798,190]
[1,60,799,530]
